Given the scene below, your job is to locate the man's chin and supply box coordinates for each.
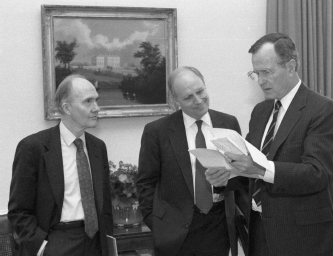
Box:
[193,109,209,119]
[264,93,274,100]
[88,120,98,128]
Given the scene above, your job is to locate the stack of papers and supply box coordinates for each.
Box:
[189,128,270,178]
[189,148,233,169]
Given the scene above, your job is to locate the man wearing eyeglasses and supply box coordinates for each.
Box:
[225,33,333,256]
[136,66,246,256]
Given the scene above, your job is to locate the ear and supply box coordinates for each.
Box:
[62,102,71,115]
[173,95,181,108]
[287,59,297,76]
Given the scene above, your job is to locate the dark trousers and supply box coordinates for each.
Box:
[248,210,269,256]
[177,201,230,256]
[44,226,102,256]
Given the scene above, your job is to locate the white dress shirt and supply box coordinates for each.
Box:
[59,121,90,222]
[183,111,223,203]
[252,80,301,212]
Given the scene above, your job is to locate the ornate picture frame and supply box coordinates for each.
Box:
[41,5,177,120]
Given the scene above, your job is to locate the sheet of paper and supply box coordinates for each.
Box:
[208,127,270,171]
[107,235,118,256]
[189,148,234,169]
[211,137,246,155]
[189,148,231,168]
[189,148,237,179]
[244,140,270,170]
[208,128,248,155]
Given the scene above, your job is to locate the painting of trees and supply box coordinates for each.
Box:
[54,39,78,89]
[119,41,166,104]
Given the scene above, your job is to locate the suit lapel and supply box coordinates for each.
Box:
[86,134,104,213]
[169,111,194,198]
[44,125,65,211]
[269,84,307,160]
[209,109,224,128]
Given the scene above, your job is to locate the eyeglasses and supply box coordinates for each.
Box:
[247,64,283,82]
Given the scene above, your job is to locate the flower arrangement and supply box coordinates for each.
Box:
[109,160,139,210]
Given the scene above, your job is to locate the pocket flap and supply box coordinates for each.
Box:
[153,206,166,219]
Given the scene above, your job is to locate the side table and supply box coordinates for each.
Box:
[113,222,154,252]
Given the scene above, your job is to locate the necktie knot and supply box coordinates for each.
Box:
[196,120,203,130]
[275,100,282,111]
[195,120,205,149]
[74,138,84,151]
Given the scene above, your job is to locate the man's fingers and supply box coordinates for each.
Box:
[205,169,229,179]
[224,152,243,161]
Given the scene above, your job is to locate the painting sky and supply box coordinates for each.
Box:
[54,18,166,66]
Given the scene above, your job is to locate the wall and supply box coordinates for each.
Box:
[0,0,266,213]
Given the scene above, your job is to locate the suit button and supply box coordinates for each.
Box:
[185,224,190,228]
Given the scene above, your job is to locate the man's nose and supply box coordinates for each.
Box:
[193,94,202,104]
[258,75,266,86]
[93,101,100,112]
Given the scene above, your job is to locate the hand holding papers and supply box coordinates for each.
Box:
[209,128,270,168]
[190,128,269,179]
[211,131,249,156]
[189,148,234,186]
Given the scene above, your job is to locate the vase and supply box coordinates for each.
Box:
[112,200,143,227]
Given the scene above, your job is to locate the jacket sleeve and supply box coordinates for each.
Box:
[8,138,47,255]
[102,142,113,235]
[136,124,160,230]
[271,101,333,195]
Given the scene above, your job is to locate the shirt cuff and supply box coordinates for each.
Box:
[37,240,48,256]
[262,160,275,183]
[252,199,262,212]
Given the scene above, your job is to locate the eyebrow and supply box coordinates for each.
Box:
[182,88,205,100]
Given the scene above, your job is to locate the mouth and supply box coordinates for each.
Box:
[195,102,206,109]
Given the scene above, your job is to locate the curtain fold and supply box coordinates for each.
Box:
[267,0,333,98]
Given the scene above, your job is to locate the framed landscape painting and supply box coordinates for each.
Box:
[41,5,177,119]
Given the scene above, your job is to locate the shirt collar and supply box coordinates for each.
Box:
[278,80,301,110]
[182,111,212,129]
[60,121,86,146]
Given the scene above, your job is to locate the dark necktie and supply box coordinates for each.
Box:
[73,138,99,238]
[253,100,281,207]
[195,120,213,214]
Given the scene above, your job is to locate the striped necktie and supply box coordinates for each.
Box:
[195,120,213,214]
[253,100,281,207]
[74,138,99,238]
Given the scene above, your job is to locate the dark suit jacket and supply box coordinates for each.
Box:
[8,125,113,256]
[136,109,243,256]
[246,84,333,256]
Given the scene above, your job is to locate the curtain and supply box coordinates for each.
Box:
[267,0,333,98]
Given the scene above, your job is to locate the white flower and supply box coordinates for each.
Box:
[118,174,128,183]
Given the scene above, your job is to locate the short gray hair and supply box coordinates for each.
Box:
[55,74,86,114]
[168,66,205,96]
[249,33,300,71]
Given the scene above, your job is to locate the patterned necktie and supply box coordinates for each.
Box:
[195,120,213,214]
[253,100,281,207]
[73,138,99,238]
